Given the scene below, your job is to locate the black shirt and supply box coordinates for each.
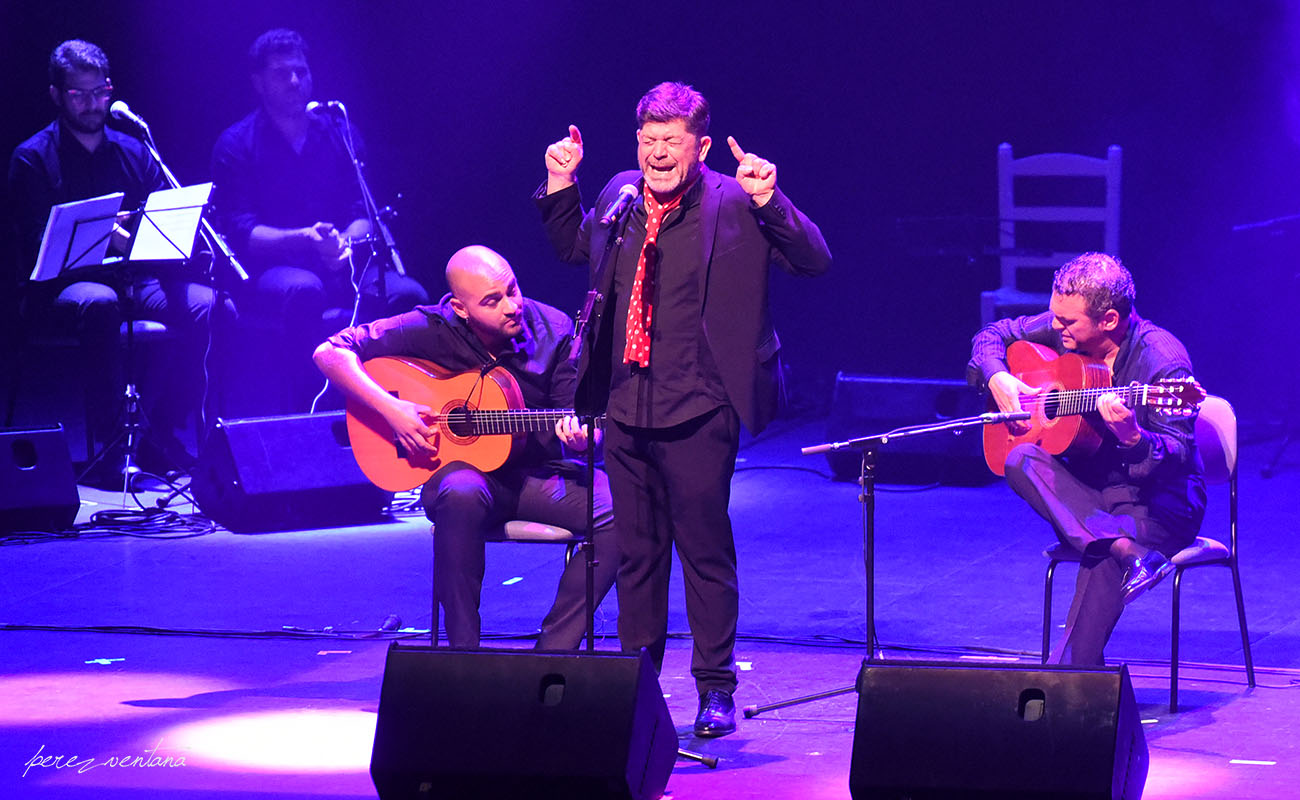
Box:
[328,295,578,465]
[594,173,728,428]
[8,119,166,285]
[210,108,366,273]
[968,310,1207,536]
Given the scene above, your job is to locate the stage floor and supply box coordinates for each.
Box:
[1,417,1294,799]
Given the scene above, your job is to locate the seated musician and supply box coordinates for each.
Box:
[7,39,235,482]
[313,245,617,649]
[968,252,1206,665]
[211,28,428,414]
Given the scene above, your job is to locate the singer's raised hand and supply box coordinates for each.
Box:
[545,124,584,193]
[727,135,776,206]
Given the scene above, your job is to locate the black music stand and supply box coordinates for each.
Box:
[742,410,1027,719]
[75,186,213,499]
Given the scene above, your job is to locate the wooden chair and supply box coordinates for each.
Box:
[1041,395,1256,712]
[981,142,1121,325]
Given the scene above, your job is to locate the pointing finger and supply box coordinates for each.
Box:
[569,125,583,146]
[727,135,746,163]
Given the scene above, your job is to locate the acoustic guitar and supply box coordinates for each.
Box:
[982,340,1204,476]
[346,356,586,491]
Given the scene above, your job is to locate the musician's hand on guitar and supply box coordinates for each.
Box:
[384,400,439,458]
[1097,392,1143,447]
[555,415,592,452]
[987,371,1040,435]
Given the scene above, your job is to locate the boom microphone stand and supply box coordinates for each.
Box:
[102,102,245,502]
[742,410,1029,719]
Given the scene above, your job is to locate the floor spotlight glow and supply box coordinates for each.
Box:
[165,708,377,772]
[0,672,239,726]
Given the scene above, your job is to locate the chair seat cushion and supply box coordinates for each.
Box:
[1170,536,1231,565]
[491,520,579,543]
[1043,537,1230,566]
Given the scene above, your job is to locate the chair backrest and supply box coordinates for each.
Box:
[1193,395,1236,485]
[996,142,1122,292]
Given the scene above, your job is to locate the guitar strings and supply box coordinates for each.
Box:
[1016,382,1198,415]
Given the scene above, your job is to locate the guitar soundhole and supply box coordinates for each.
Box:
[1042,390,1061,421]
[446,405,475,438]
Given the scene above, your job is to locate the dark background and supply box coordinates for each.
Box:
[4,0,1297,424]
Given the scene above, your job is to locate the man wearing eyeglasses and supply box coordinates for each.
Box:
[7,39,233,484]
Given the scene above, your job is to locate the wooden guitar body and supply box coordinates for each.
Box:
[982,341,1111,476]
[346,356,527,492]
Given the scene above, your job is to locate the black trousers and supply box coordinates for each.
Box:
[605,406,741,695]
[424,460,617,650]
[1004,443,1195,665]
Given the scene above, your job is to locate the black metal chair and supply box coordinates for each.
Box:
[1041,395,1255,712]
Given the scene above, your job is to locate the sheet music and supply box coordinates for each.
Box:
[129,182,213,262]
[29,192,125,282]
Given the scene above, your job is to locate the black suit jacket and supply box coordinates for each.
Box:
[539,165,831,434]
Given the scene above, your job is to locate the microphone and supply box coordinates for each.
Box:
[599,183,638,228]
[109,100,151,135]
[980,410,1032,424]
[306,100,347,115]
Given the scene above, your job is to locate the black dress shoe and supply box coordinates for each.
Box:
[694,689,736,738]
[1120,551,1174,604]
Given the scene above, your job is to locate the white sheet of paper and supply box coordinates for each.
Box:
[30,192,125,281]
[129,182,213,261]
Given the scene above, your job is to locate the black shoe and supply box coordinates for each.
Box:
[1121,551,1174,604]
[694,690,736,738]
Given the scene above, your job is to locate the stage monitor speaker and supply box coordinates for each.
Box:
[0,425,79,532]
[850,661,1148,800]
[192,411,392,532]
[826,372,992,485]
[370,644,676,800]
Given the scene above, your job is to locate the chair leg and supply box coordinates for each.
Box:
[1229,560,1256,688]
[1170,567,1184,713]
[431,532,440,647]
[1042,560,1062,665]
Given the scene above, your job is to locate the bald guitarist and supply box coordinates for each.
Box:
[313,245,617,650]
[969,252,1206,666]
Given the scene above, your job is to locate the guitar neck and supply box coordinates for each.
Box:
[441,409,578,435]
[1042,384,1154,416]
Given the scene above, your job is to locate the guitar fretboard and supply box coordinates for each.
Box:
[1021,384,1153,417]
[433,409,578,435]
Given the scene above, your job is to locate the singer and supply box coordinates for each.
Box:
[210,28,427,414]
[7,39,235,485]
[536,82,830,737]
[968,252,1206,665]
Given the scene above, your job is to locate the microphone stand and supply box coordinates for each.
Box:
[742,411,1026,719]
[108,108,246,503]
[571,208,629,651]
[322,103,405,309]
